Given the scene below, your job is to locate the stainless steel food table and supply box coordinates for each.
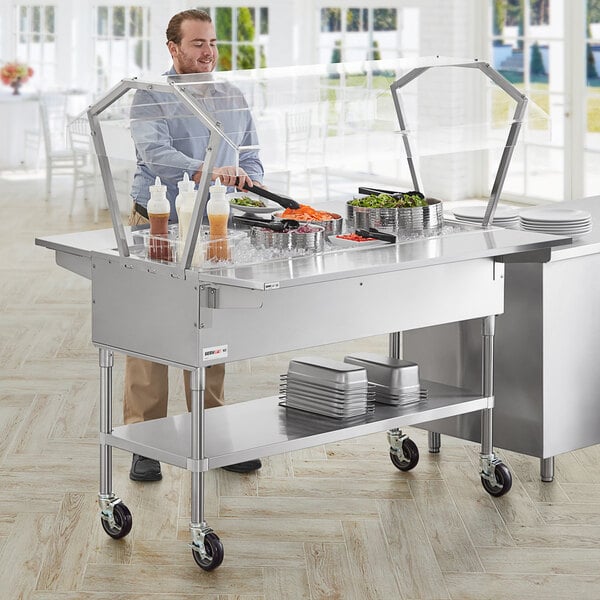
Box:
[36,224,567,569]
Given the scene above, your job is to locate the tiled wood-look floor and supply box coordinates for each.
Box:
[3,172,600,599]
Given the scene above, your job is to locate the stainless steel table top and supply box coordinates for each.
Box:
[37,223,570,290]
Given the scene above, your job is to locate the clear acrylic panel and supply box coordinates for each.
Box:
[90,57,550,203]
[89,57,550,258]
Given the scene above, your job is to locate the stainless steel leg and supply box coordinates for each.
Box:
[478,315,513,496]
[99,347,113,498]
[188,367,224,569]
[480,315,495,459]
[387,332,403,454]
[98,347,130,535]
[190,366,206,528]
[540,457,554,482]
[428,431,441,453]
[389,331,402,359]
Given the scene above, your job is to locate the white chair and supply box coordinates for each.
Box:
[68,114,101,222]
[284,107,329,201]
[39,94,87,201]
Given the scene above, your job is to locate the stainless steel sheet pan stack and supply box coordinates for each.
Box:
[344,353,426,406]
[280,357,375,419]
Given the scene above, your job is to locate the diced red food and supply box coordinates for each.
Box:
[336,233,376,242]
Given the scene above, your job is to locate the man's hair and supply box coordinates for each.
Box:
[166,9,212,45]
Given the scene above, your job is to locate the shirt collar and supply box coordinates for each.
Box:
[164,65,229,95]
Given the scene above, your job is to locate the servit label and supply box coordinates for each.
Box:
[202,345,228,361]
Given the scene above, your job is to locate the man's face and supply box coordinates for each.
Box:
[168,19,218,74]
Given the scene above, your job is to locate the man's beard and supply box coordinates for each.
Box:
[180,54,214,74]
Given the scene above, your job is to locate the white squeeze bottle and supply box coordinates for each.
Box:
[147,176,171,261]
[206,177,230,261]
[175,172,196,244]
[175,172,204,266]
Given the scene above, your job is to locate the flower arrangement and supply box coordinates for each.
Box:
[1,61,34,91]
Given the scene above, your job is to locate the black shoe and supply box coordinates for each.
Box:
[222,459,262,473]
[129,453,162,481]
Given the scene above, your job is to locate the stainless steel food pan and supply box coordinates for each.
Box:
[250,225,324,252]
[372,385,425,406]
[288,357,368,386]
[348,198,443,233]
[273,212,343,235]
[281,373,369,392]
[283,380,371,400]
[344,352,420,390]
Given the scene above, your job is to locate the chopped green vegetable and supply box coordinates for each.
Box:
[230,196,266,207]
[349,192,427,209]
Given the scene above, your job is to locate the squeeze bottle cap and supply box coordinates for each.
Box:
[211,177,226,196]
[147,176,170,215]
[149,176,165,194]
[177,172,195,192]
[207,177,229,216]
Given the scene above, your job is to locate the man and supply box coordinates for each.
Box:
[126,9,263,481]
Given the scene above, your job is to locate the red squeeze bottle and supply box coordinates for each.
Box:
[147,176,172,261]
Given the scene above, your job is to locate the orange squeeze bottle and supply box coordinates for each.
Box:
[206,178,230,261]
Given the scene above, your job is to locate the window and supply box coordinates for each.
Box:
[586,0,600,196]
[93,5,151,92]
[198,6,269,71]
[318,7,402,64]
[490,0,561,202]
[14,4,56,89]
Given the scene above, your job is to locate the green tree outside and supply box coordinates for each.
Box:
[215,7,265,71]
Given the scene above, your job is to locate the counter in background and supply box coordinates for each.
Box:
[405,195,600,481]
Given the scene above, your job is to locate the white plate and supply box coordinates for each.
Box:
[520,220,591,229]
[227,192,280,214]
[453,204,519,219]
[519,207,592,223]
[521,227,592,235]
[521,220,592,229]
[521,222,592,230]
[456,216,519,224]
[521,226,591,235]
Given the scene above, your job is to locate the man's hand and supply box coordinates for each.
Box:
[192,166,256,190]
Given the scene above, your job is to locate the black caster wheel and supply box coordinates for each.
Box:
[101,502,132,539]
[389,437,419,472]
[192,532,224,571]
[481,462,512,497]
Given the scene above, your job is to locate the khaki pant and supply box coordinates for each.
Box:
[124,205,224,425]
[124,357,224,424]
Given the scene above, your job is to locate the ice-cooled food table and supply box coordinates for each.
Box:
[36,223,568,569]
[35,57,568,570]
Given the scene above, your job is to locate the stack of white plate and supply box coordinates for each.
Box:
[280,357,374,419]
[519,207,593,237]
[452,204,519,228]
[344,353,427,406]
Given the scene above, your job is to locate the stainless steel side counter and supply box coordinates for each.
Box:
[405,196,600,482]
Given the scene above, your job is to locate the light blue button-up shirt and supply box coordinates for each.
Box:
[129,68,264,221]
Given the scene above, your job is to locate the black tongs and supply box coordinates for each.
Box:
[233,214,299,232]
[355,228,396,243]
[241,182,300,210]
[358,186,424,200]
